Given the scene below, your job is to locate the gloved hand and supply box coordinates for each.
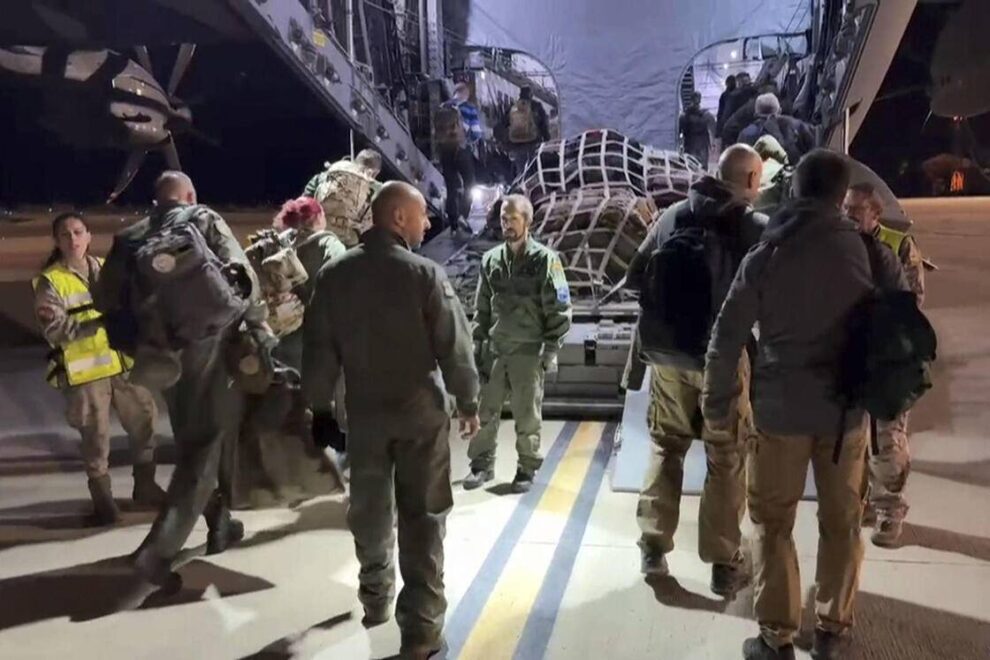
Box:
[541,351,559,376]
[312,410,346,452]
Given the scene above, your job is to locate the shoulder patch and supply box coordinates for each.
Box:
[442,280,456,299]
[556,284,570,303]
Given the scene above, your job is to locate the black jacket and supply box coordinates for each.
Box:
[627,176,768,293]
[703,199,908,436]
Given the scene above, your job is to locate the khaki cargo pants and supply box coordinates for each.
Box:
[468,354,545,477]
[868,412,910,519]
[64,375,157,478]
[636,356,751,564]
[347,414,453,653]
[748,421,868,648]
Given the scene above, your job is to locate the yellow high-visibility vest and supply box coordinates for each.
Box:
[875,224,908,256]
[33,259,132,388]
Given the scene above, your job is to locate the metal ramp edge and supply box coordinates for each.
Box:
[225,0,445,212]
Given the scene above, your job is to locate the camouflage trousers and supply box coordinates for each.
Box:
[347,414,453,652]
[64,375,157,478]
[868,412,911,520]
[636,355,751,564]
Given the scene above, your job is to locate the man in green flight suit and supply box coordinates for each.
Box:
[464,194,573,493]
[303,181,480,659]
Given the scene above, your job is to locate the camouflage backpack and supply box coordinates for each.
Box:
[435,103,467,150]
[245,229,308,337]
[508,99,539,144]
[313,163,375,247]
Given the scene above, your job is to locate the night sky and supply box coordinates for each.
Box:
[0,4,984,208]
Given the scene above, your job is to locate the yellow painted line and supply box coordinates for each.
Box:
[457,421,604,660]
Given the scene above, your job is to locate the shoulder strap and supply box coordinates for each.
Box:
[859,233,884,290]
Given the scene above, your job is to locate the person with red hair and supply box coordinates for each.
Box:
[271,197,346,370]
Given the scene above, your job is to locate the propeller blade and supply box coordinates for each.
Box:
[162,137,182,170]
[106,150,148,204]
[167,44,196,98]
[873,85,927,104]
[134,46,153,73]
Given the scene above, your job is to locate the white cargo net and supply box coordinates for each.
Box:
[514,129,707,307]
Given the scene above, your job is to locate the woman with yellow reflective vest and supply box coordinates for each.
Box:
[32,212,166,525]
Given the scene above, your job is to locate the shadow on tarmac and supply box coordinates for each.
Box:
[239,612,354,659]
[235,497,349,551]
[0,498,158,550]
[0,556,274,631]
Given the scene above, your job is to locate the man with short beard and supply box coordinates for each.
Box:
[464,194,572,493]
[843,181,925,547]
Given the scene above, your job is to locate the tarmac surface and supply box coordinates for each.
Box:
[0,197,988,659]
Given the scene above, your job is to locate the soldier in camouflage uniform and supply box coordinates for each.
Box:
[464,194,573,494]
[844,182,927,547]
[302,149,383,247]
[303,182,479,659]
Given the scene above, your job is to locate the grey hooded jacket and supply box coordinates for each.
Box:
[703,198,908,437]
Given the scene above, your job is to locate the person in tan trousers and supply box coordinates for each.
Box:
[626,145,767,597]
[704,150,908,660]
[33,212,164,525]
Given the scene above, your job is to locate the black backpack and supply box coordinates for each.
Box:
[838,235,937,422]
[103,206,251,352]
[637,205,739,371]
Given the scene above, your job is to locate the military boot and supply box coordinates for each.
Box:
[711,559,750,597]
[811,629,846,660]
[871,515,904,548]
[639,545,670,577]
[203,491,245,555]
[463,467,494,491]
[742,637,795,660]
[509,469,533,494]
[113,551,183,612]
[87,475,121,526]
[132,462,167,508]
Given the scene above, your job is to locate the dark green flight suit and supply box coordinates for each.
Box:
[468,237,572,476]
[95,203,267,574]
[302,226,478,654]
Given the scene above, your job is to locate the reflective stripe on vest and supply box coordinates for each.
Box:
[34,260,130,387]
[876,225,907,256]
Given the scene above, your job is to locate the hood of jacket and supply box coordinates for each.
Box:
[686,176,750,228]
[763,198,848,245]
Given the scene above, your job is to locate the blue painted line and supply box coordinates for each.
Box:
[513,423,617,660]
[445,421,580,658]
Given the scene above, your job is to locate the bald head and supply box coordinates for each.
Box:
[718,144,764,203]
[372,181,431,247]
[154,171,196,205]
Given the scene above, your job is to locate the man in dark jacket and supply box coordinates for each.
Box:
[716,75,738,137]
[626,145,767,596]
[739,94,815,165]
[703,150,907,660]
[679,92,716,165]
[719,72,758,143]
